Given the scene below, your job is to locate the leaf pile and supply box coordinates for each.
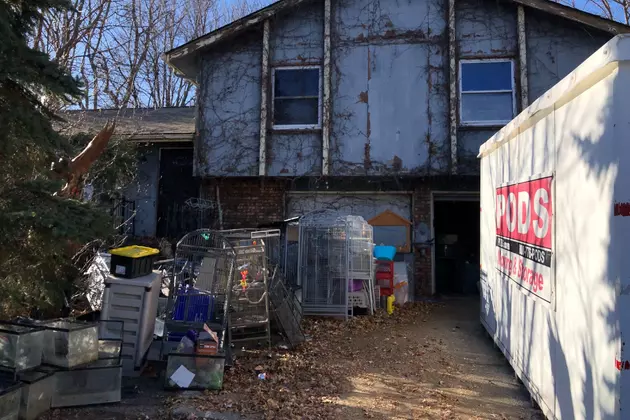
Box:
[173,302,436,419]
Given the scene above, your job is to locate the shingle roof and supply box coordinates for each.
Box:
[56,107,195,142]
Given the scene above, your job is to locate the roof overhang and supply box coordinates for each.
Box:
[122,133,194,143]
[512,0,630,35]
[163,0,630,82]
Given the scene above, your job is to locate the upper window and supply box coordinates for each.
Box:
[460,60,515,126]
[272,67,321,129]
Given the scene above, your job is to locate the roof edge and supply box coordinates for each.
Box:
[164,0,311,78]
[512,0,630,35]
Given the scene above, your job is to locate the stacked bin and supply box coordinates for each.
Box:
[0,322,45,420]
[0,318,124,417]
[0,376,22,420]
[15,370,54,420]
[0,323,45,371]
[38,320,99,368]
[40,319,123,409]
[46,358,122,408]
[100,271,161,375]
[374,246,396,298]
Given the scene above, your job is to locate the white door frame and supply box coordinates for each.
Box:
[430,191,480,295]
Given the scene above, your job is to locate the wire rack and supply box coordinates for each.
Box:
[163,230,236,355]
[268,266,305,348]
[219,229,282,348]
[297,211,375,319]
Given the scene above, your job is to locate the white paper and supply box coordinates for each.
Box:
[170,365,195,388]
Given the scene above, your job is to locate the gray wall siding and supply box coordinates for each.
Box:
[457,0,517,57]
[195,0,613,177]
[197,32,262,176]
[455,0,518,175]
[331,0,448,175]
[526,9,610,104]
[268,132,323,175]
[270,2,324,65]
[268,3,324,176]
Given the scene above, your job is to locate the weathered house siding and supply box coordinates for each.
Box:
[268,3,324,176]
[194,0,613,178]
[330,0,448,175]
[177,0,623,297]
[197,31,263,176]
[526,8,610,103]
[456,1,610,174]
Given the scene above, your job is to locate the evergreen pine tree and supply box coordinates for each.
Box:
[0,0,116,317]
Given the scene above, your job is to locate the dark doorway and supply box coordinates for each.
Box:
[434,199,480,295]
[156,148,204,239]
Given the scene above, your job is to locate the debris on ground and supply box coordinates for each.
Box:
[168,303,436,419]
[168,300,543,420]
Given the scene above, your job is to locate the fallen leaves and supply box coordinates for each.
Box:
[171,303,436,419]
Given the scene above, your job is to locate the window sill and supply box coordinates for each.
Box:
[459,121,510,131]
[271,126,322,134]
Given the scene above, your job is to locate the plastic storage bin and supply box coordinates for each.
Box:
[109,245,159,279]
[165,353,225,390]
[39,320,98,368]
[172,289,216,323]
[0,323,45,371]
[50,358,122,408]
[0,376,22,420]
[373,245,396,261]
[17,369,54,420]
[100,272,161,374]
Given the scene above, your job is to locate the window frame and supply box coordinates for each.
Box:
[271,65,323,130]
[459,58,516,127]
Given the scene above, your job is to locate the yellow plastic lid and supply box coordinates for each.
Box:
[109,245,159,259]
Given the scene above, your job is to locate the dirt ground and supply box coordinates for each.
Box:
[44,297,543,420]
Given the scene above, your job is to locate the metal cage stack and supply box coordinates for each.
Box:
[218,229,276,348]
[220,229,305,349]
[162,230,236,357]
[297,211,375,319]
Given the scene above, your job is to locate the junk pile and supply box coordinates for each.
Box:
[159,229,305,391]
[0,317,123,419]
[0,225,311,417]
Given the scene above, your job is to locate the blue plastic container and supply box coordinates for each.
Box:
[374,245,396,261]
[172,287,215,323]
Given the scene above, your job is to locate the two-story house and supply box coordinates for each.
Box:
[163,0,628,299]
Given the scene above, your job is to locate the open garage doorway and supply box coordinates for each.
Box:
[433,193,480,296]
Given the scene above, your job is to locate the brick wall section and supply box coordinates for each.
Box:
[202,178,288,229]
[413,184,433,297]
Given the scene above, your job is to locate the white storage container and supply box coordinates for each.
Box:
[100,271,161,375]
[479,34,630,420]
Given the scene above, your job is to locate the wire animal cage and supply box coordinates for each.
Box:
[219,229,282,348]
[163,230,236,356]
[297,211,375,319]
